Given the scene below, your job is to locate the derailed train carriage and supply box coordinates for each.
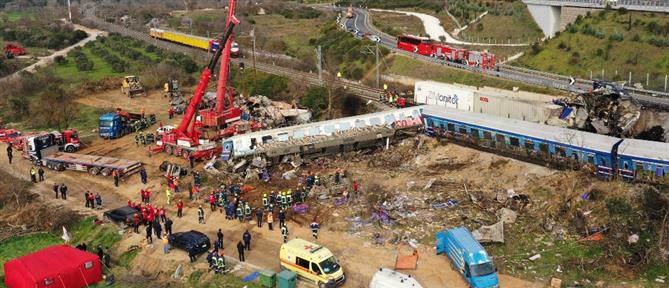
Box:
[220,107,424,164]
[422,105,669,183]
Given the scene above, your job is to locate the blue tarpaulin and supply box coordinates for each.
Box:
[242,271,260,282]
[560,107,574,119]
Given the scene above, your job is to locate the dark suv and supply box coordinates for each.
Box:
[168,230,211,255]
[104,206,141,225]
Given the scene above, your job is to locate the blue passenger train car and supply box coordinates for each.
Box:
[421,105,669,183]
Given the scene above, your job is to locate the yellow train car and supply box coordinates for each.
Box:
[149,28,211,50]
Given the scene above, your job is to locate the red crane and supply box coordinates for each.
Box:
[199,0,241,127]
[154,16,238,160]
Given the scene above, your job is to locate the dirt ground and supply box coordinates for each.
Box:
[0,87,549,287]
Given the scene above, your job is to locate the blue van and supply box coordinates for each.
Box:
[436,227,499,288]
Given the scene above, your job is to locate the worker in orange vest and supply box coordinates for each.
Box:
[112,169,120,187]
[192,185,200,201]
[267,212,274,231]
[140,107,146,119]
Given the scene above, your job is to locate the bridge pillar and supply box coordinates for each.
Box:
[526,4,562,38]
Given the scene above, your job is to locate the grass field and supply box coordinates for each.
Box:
[516,10,669,91]
[487,220,611,284]
[370,11,425,37]
[460,1,542,44]
[0,233,63,280]
[245,14,329,61]
[1,10,36,22]
[53,47,125,83]
[386,55,561,95]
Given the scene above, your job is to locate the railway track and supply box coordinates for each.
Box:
[81,15,385,105]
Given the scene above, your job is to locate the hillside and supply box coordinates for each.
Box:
[516,9,669,91]
[458,0,543,44]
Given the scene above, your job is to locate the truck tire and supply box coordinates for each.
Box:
[166,145,174,155]
[65,145,75,153]
[101,168,112,177]
[182,150,190,160]
[89,167,100,175]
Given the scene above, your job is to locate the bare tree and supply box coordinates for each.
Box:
[183,0,198,12]
[32,86,80,130]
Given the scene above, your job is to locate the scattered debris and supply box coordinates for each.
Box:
[171,264,183,279]
[423,178,436,190]
[528,254,541,261]
[628,234,639,244]
[282,170,297,180]
[550,277,562,288]
[497,208,517,224]
[472,221,504,243]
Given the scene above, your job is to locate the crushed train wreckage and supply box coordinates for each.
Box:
[549,82,669,142]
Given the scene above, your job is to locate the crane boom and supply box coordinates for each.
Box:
[174,22,236,138]
[216,0,237,113]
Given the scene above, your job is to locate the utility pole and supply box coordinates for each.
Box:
[67,0,72,22]
[316,45,323,84]
[375,42,380,89]
[251,25,257,88]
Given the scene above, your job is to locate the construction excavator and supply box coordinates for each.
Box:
[153,2,240,160]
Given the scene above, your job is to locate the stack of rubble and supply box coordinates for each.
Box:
[549,90,645,137]
[243,95,311,128]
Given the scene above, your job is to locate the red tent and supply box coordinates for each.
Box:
[3,244,103,288]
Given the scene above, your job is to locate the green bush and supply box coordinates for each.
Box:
[606,197,632,215]
[609,32,624,42]
[300,86,327,114]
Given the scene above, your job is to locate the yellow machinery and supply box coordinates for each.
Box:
[121,75,146,98]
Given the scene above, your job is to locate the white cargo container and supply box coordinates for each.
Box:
[414,81,474,111]
[473,92,562,123]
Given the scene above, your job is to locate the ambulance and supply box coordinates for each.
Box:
[279,239,346,287]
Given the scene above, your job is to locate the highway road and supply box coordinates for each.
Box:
[344,8,669,107]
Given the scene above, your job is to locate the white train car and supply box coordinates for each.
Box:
[220,106,424,160]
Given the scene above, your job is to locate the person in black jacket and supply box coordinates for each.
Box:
[236,241,245,262]
[145,224,153,244]
[153,219,162,239]
[164,218,173,235]
[243,230,251,251]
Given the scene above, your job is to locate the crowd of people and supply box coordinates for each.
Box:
[6,130,364,277]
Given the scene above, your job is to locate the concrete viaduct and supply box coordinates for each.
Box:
[522,0,669,38]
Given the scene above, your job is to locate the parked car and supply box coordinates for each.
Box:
[168,230,211,255]
[368,35,381,43]
[104,206,141,225]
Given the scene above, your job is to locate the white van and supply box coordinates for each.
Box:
[369,268,423,288]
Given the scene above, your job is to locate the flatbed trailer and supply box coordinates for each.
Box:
[36,150,142,178]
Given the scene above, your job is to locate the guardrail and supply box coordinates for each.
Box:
[352,8,669,104]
